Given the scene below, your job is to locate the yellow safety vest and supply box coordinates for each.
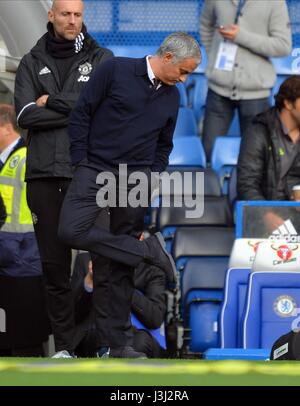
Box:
[0,146,34,233]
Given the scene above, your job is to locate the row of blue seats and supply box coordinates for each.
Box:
[169,135,240,194]
[108,45,298,75]
[184,73,290,130]
[220,268,300,351]
[159,208,300,355]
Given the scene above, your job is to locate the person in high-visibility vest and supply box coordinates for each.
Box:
[0,104,49,356]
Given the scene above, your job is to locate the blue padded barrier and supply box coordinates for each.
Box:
[243,272,300,349]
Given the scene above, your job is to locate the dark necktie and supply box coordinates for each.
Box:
[153,78,161,90]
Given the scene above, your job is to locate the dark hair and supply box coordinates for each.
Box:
[275,75,300,111]
[0,104,18,132]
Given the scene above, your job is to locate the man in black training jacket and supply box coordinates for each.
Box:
[14,0,113,358]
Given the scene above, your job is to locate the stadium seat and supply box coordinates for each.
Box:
[211,136,241,194]
[220,267,251,348]
[148,168,222,240]
[252,240,300,273]
[158,196,233,250]
[218,237,267,348]
[109,45,157,58]
[227,111,240,137]
[163,167,221,198]
[243,271,300,349]
[228,238,266,270]
[172,227,235,353]
[176,83,188,107]
[186,73,208,123]
[173,107,198,138]
[228,165,237,210]
[271,55,296,74]
[183,257,229,352]
[172,226,235,275]
[169,136,206,168]
[151,167,221,206]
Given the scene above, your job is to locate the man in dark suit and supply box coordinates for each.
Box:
[58,32,201,358]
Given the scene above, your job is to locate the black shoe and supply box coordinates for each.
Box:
[144,232,177,284]
[96,346,110,358]
[110,346,147,359]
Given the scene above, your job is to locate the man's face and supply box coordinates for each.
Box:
[48,0,84,41]
[290,98,300,126]
[159,54,198,86]
[0,123,10,152]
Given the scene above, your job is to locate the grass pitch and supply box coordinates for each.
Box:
[0,358,300,386]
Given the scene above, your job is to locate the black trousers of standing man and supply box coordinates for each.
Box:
[26,178,74,353]
[58,163,151,349]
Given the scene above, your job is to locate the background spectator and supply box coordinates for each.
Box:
[72,253,167,359]
[238,75,300,201]
[200,0,291,160]
[237,76,300,236]
[0,104,49,356]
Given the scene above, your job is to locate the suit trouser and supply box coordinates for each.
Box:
[26,179,74,352]
[58,164,150,347]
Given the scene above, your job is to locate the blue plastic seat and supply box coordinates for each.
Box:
[158,197,233,252]
[211,136,241,194]
[173,107,198,137]
[169,136,206,168]
[183,257,229,353]
[271,55,296,75]
[109,45,157,58]
[172,227,234,353]
[243,271,300,349]
[186,73,208,123]
[149,168,222,248]
[227,111,240,137]
[219,267,251,348]
[176,83,188,107]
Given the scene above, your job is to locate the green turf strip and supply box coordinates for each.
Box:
[0,359,300,386]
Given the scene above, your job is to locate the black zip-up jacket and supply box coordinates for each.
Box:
[0,195,6,229]
[71,254,167,349]
[14,33,113,180]
[237,107,300,200]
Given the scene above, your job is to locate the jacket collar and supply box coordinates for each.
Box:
[30,33,100,89]
[135,57,149,77]
[0,138,25,166]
